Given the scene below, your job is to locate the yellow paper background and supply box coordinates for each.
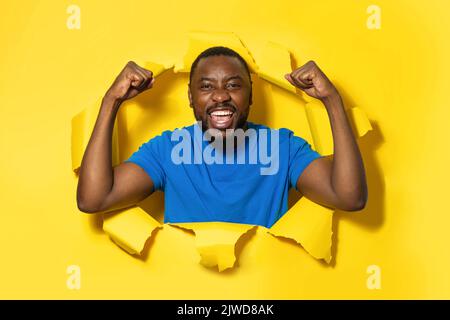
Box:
[1,0,449,299]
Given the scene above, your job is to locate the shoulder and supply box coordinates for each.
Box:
[147,123,195,142]
[140,123,196,155]
[247,122,306,145]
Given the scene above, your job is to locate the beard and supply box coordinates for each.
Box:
[193,104,249,136]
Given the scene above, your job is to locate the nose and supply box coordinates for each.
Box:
[211,88,231,103]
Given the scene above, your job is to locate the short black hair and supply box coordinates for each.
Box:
[189,46,252,84]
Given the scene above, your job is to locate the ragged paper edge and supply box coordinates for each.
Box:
[71,97,120,173]
[169,222,256,272]
[256,41,296,94]
[102,206,162,255]
[268,103,371,263]
[253,39,373,155]
[73,35,374,268]
[347,106,373,138]
[174,31,258,74]
[143,61,173,78]
[268,197,334,263]
[254,40,370,264]
[256,40,318,104]
[305,99,373,155]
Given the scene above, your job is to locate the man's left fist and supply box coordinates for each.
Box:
[285,61,339,101]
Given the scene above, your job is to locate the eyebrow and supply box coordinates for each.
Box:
[198,75,243,82]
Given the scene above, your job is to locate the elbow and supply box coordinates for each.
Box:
[76,184,105,213]
[343,198,367,211]
[77,201,98,214]
[337,192,368,212]
[76,196,102,214]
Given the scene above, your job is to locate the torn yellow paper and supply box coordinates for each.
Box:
[143,61,173,78]
[304,99,334,155]
[170,222,256,272]
[305,100,373,155]
[72,38,373,269]
[269,197,334,263]
[103,206,162,255]
[71,97,120,173]
[267,103,371,263]
[257,41,296,94]
[347,107,373,137]
[174,31,258,74]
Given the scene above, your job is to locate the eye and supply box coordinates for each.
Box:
[227,82,241,89]
[200,83,213,90]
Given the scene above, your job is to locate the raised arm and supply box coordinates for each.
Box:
[77,61,155,213]
[285,61,368,211]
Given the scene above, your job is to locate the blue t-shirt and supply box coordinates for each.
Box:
[124,122,321,228]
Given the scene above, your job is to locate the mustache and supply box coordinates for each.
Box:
[206,103,236,114]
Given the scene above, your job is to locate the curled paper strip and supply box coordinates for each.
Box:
[103,206,162,255]
[72,31,372,270]
[268,197,334,263]
[257,41,296,94]
[71,97,120,173]
[170,222,257,272]
[143,61,172,79]
[347,106,372,138]
[174,31,258,74]
[305,99,372,155]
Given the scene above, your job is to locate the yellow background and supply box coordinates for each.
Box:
[1,0,449,299]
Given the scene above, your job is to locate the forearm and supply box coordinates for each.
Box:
[323,93,367,209]
[76,96,122,212]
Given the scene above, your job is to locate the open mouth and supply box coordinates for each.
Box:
[208,108,235,129]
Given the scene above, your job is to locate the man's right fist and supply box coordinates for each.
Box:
[105,61,154,102]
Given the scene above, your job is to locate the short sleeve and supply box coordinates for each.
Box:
[124,135,167,191]
[288,133,322,190]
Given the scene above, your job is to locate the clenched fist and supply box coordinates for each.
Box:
[284,61,339,101]
[105,61,154,102]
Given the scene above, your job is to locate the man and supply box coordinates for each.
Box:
[77,46,367,228]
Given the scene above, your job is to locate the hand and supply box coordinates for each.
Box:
[284,61,339,101]
[105,61,154,102]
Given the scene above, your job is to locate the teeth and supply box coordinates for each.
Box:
[211,110,233,116]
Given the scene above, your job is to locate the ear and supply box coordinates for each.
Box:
[188,85,193,108]
[249,81,253,106]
